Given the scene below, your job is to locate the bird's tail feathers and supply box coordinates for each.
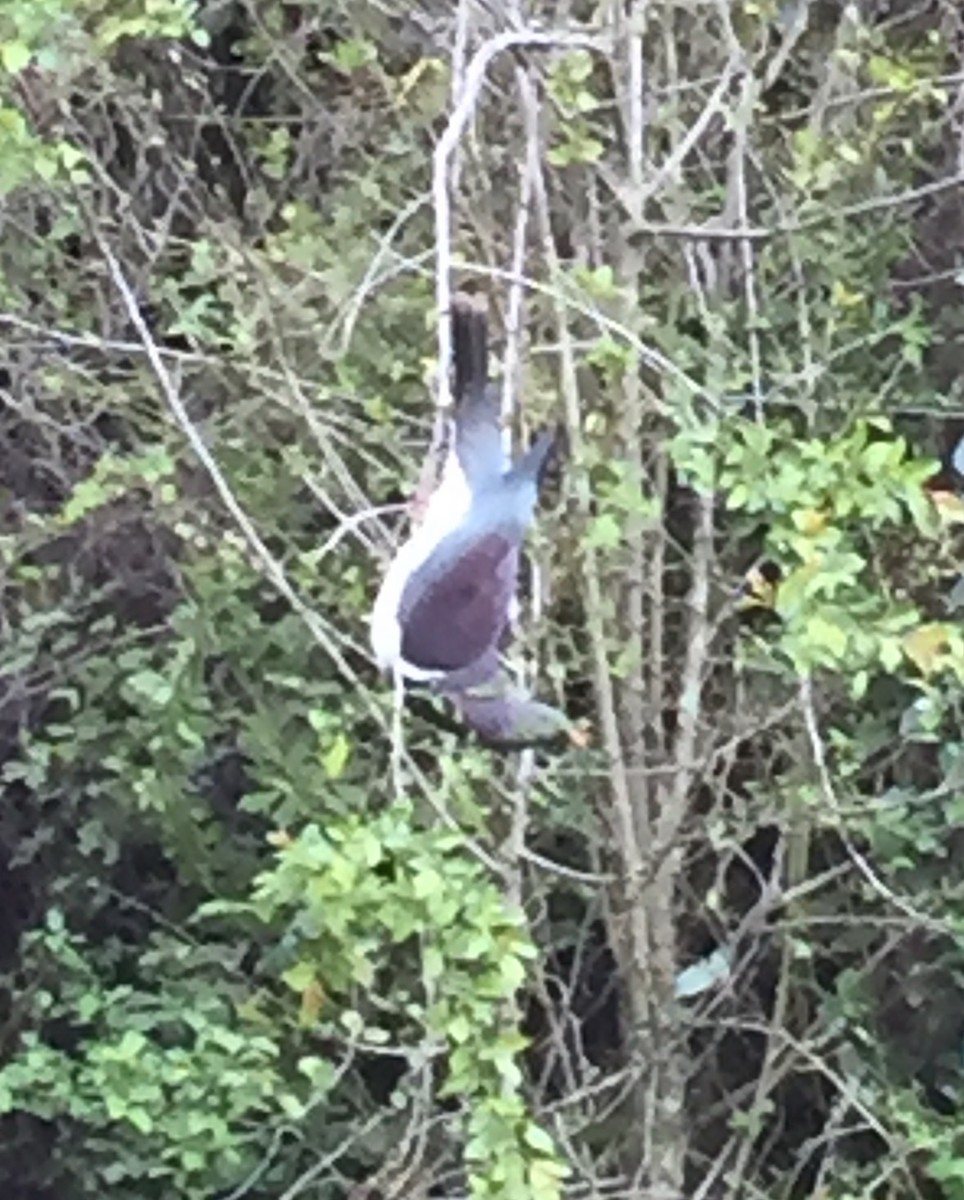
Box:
[451,291,489,401]
[449,291,503,482]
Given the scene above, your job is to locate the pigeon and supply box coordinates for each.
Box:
[370,293,579,747]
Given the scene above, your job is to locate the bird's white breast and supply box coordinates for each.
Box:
[369,450,473,680]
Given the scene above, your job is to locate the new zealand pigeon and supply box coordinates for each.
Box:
[370,293,578,747]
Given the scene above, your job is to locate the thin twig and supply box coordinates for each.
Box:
[502,76,539,906]
[302,493,406,562]
[502,72,536,459]
[392,666,407,803]
[599,166,964,242]
[730,70,764,419]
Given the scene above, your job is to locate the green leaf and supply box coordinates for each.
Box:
[126,1106,154,1134]
[278,1092,306,1120]
[1,42,31,74]
[586,512,621,550]
[322,732,351,780]
[328,37,377,72]
[116,1029,147,1060]
[499,955,526,993]
[296,1056,336,1093]
[803,615,848,660]
[529,1156,568,1200]
[125,670,175,707]
[524,1123,556,1155]
[412,866,444,900]
[447,1013,471,1044]
[929,1156,964,1183]
[281,961,317,992]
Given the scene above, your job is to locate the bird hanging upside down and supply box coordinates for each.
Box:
[369,292,583,748]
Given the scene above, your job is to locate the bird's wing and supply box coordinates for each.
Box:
[507,427,557,488]
[450,292,504,487]
[398,528,519,673]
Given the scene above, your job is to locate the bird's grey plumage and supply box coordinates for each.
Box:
[447,676,577,747]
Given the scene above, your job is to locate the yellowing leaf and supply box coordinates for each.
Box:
[299,980,325,1025]
[929,489,964,526]
[903,623,951,676]
[739,564,781,610]
[792,508,829,536]
[282,960,317,992]
[393,56,445,106]
[831,279,864,309]
[1,42,30,74]
[322,732,351,780]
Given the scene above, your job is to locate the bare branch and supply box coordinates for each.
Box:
[433,27,605,414]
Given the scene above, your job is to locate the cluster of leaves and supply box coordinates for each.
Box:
[0,912,302,1196]
[242,813,565,1198]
